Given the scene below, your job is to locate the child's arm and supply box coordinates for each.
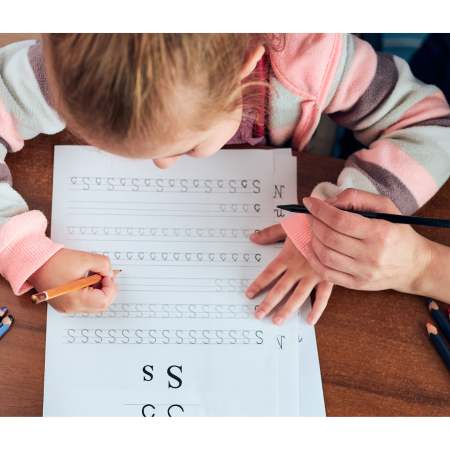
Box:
[0,40,68,296]
[281,33,450,259]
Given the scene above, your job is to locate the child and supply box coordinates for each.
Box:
[1,34,449,325]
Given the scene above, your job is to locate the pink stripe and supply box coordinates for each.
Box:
[381,91,450,136]
[0,97,23,152]
[0,211,64,295]
[357,140,438,207]
[324,36,377,114]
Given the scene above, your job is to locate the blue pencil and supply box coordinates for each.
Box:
[0,315,13,340]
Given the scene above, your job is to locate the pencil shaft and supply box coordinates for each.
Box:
[431,308,450,342]
[430,333,450,371]
[277,205,450,228]
[33,270,121,304]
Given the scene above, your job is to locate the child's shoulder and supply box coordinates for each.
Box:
[270,33,344,100]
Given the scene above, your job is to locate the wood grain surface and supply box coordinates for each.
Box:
[1,131,450,416]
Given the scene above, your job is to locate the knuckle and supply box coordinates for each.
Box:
[273,283,288,296]
[322,229,337,247]
[329,211,346,230]
[262,269,277,281]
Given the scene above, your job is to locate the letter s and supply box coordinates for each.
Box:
[143,365,154,381]
[167,365,183,389]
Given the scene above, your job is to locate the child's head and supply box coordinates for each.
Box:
[43,33,284,168]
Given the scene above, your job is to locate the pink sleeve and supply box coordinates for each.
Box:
[0,211,64,295]
[280,213,310,258]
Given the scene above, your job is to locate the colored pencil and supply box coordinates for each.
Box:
[0,315,13,340]
[428,299,450,342]
[277,204,450,228]
[426,323,450,371]
[0,306,6,320]
[31,270,122,304]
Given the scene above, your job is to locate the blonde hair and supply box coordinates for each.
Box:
[43,33,285,150]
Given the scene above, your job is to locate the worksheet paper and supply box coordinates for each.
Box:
[272,153,326,417]
[44,147,299,417]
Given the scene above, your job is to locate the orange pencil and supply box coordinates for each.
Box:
[31,270,121,304]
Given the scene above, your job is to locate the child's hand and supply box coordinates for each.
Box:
[246,225,333,326]
[28,248,118,314]
[304,189,431,293]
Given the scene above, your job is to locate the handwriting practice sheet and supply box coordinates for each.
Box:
[272,153,326,417]
[44,147,301,417]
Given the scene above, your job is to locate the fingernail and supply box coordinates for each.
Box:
[273,315,284,325]
[255,309,265,319]
[109,270,114,277]
[249,232,256,239]
[1,307,6,313]
[246,291,255,299]
[303,197,312,209]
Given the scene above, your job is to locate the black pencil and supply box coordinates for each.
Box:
[277,204,450,228]
[426,323,450,371]
[428,299,450,342]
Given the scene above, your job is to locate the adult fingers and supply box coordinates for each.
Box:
[309,214,362,258]
[250,224,286,245]
[246,256,286,299]
[325,188,401,215]
[253,270,299,320]
[307,281,333,325]
[304,196,371,239]
[306,242,356,288]
[309,233,356,275]
[271,277,317,326]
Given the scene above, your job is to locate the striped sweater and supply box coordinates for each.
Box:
[0,34,449,296]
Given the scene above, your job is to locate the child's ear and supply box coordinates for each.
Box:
[240,45,265,80]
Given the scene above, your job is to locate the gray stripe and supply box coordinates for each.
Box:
[324,33,355,110]
[27,41,56,110]
[345,154,419,215]
[405,114,450,129]
[0,136,12,153]
[0,163,13,187]
[330,52,399,130]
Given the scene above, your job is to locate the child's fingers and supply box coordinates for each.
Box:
[79,275,118,313]
[246,256,286,299]
[309,214,362,258]
[310,233,356,274]
[250,224,286,245]
[271,277,317,325]
[253,270,298,320]
[306,242,355,288]
[85,253,114,277]
[307,281,333,325]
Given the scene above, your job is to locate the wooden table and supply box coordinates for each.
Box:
[1,131,450,417]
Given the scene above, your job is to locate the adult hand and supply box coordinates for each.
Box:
[304,189,432,293]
